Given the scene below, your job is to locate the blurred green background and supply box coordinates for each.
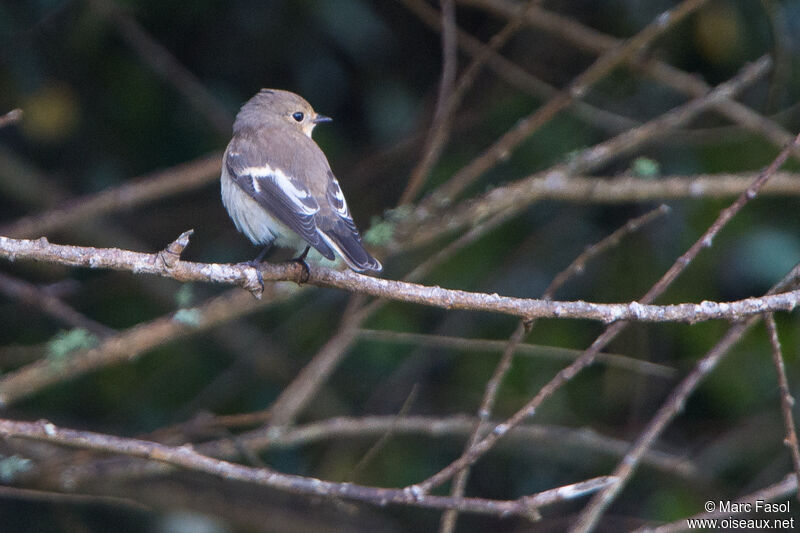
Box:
[2,0,800,531]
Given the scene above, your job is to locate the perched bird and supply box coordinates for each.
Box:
[221,89,382,273]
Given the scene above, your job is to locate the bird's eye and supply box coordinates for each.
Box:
[292,112,304,122]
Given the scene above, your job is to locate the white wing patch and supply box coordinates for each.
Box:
[242,164,317,216]
[327,177,351,217]
[331,183,349,216]
[251,175,262,193]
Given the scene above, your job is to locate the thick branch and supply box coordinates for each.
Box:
[2,236,800,325]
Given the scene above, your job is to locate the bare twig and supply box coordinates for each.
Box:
[0,146,70,209]
[401,0,550,204]
[543,205,671,298]
[441,203,671,532]
[761,0,792,113]
[428,0,710,204]
[440,321,526,533]
[208,297,370,429]
[402,0,637,133]
[265,296,369,426]
[357,330,675,378]
[400,0,459,204]
[0,288,291,405]
[38,415,698,490]
[465,0,800,162]
[349,384,419,482]
[394,56,772,252]
[406,128,800,499]
[765,314,800,503]
[504,172,800,201]
[0,153,222,239]
[570,262,800,532]
[0,485,150,512]
[0,271,115,338]
[86,0,233,134]
[0,417,616,520]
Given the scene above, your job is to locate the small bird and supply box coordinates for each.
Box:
[221,89,382,274]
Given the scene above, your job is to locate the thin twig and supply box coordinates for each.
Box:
[543,205,671,299]
[394,56,772,252]
[765,314,800,503]
[404,206,518,281]
[402,0,637,133]
[0,417,616,520]
[406,129,800,498]
[465,0,800,162]
[0,485,150,512]
[428,0,710,204]
[86,0,233,134]
[0,146,71,210]
[0,271,115,338]
[349,384,419,482]
[400,0,459,204]
[357,330,675,378]
[0,153,222,239]
[495,172,800,201]
[440,321,526,533]
[761,0,792,113]
[0,288,290,406]
[265,296,369,426]
[570,262,800,532]
[401,0,547,203]
[38,415,699,491]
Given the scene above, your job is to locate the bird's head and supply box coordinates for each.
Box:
[236,89,332,138]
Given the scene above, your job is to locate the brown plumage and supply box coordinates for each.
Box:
[221,89,381,272]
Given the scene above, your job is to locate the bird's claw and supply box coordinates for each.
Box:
[292,247,311,284]
[247,259,265,293]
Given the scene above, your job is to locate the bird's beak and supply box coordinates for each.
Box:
[313,114,333,124]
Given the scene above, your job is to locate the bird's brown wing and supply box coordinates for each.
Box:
[227,126,381,271]
[225,128,335,260]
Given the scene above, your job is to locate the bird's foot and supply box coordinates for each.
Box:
[247,247,271,292]
[291,246,311,284]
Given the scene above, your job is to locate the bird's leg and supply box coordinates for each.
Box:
[291,246,311,284]
[251,245,272,265]
[247,245,272,291]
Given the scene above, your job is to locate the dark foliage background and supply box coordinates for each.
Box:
[2,0,800,531]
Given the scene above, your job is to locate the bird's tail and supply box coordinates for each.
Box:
[318,227,382,272]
